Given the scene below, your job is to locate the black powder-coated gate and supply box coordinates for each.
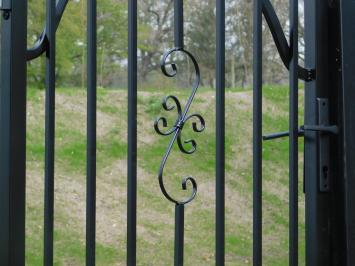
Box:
[0,0,355,265]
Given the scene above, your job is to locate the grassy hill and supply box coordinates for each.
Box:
[25,86,305,265]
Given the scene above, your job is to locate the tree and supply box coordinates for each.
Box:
[138,0,174,81]
[27,0,128,88]
[185,0,216,87]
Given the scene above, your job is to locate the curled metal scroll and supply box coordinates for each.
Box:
[154,47,205,205]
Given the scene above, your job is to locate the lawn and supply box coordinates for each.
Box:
[25,85,305,265]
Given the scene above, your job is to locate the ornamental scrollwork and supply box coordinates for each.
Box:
[154,47,205,205]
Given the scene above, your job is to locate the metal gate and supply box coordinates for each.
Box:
[0,0,355,265]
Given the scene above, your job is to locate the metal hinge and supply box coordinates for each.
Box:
[305,68,316,82]
[299,67,316,82]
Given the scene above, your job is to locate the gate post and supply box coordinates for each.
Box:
[304,1,331,264]
[0,0,27,265]
[340,1,355,265]
[304,0,355,265]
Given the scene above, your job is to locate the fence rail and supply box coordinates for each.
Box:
[0,0,355,265]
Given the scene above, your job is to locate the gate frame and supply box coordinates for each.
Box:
[304,0,355,265]
[304,1,332,264]
[340,0,355,264]
[0,1,27,265]
[1,0,355,265]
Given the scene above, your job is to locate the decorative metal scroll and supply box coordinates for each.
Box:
[154,47,205,205]
[154,1,205,265]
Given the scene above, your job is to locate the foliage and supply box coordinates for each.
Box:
[27,0,127,88]
[27,0,298,89]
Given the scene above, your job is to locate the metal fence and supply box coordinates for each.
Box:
[1,0,355,265]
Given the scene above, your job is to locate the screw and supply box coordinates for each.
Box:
[3,11,10,20]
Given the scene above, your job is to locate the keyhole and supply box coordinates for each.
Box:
[323,166,329,188]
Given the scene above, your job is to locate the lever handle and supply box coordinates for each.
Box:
[301,125,339,135]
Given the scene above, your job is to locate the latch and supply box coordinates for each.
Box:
[262,98,338,192]
[303,98,338,192]
[262,128,304,141]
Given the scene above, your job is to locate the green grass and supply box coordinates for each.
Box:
[25,85,305,265]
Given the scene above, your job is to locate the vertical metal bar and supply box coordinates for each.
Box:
[127,0,137,264]
[327,4,345,264]
[174,0,183,48]
[86,0,97,263]
[44,0,56,264]
[174,204,184,266]
[289,0,298,264]
[253,0,262,264]
[0,2,27,265]
[340,2,355,265]
[216,0,225,265]
[304,0,332,265]
[303,1,318,264]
